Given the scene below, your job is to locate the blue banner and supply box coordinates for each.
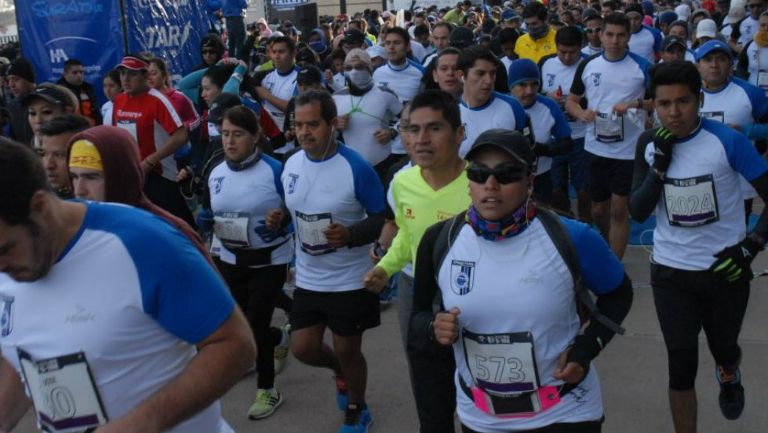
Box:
[17,0,124,106]
[123,0,210,83]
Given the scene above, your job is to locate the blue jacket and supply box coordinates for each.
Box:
[221,0,247,17]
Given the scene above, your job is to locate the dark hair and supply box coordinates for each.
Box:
[603,12,630,33]
[408,90,461,131]
[522,2,548,20]
[458,45,499,74]
[414,24,430,38]
[385,26,411,44]
[584,14,603,25]
[422,47,460,89]
[39,115,91,137]
[295,90,337,124]
[499,28,520,45]
[222,105,261,135]
[669,20,689,37]
[433,22,454,34]
[203,64,237,89]
[649,60,701,99]
[270,35,296,52]
[63,59,83,72]
[104,69,122,88]
[149,57,169,77]
[0,138,52,225]
[555,26,583,47]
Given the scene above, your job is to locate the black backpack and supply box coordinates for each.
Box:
[431,208,625,335]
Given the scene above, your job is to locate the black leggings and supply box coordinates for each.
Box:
[461,420,602,433]
[215,259,287,389]
[651,263,750,391]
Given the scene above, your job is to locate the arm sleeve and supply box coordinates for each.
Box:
[725,130,768,181]
[346,153,386,246]
[747,83,768,120]
[569,59,588,97]
[629,130,664,222]
[407,222,446,354]
[750,173,768,239]
[222,64,248,95]
[736,43,751,79]
[178,69,207,102]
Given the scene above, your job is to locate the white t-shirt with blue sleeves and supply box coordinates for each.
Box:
[208,153,293,266]
[628,25,662,64]
[0,202,235,433]
[373,60,425,154]
[283,144,385,292]
[571,52,650,160]
[459,92,529,158]
[540,53,587,139]
[440,216,623,431]
[525,95,572,175]
[644,119,768,271]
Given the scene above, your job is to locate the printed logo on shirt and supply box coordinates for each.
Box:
[450,260,475,295]
[436,210,454,221]
[65,305,96,324]
[287,173,299,194]
[590,72,602,87]
[0,294,14,337]
[212,176,224,194]
[405,208,415,219]
[546,73,556,88]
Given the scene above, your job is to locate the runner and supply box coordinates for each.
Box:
[274,90,384,433]
[0,139,255,433]
[57,59,102,125]
[411,128,632,433]
[566,12,651,259]
[515,2,557,63]
[736,10,768,94]
[38,114,91,199]
[25,84,79,150]
[626,3,663,63]
[100,69,122,126]
[629,60,768,433]
[256,36,299,137]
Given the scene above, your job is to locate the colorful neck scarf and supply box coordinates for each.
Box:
[466,200,537,241]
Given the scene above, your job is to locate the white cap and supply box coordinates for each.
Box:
[696,18,717,39]
[366,44,386,59]
[675,4,691,21]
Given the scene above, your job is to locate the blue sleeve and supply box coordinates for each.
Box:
[651,27,663,53]
[240,95,262,116]
[102,206,235,344]
[723,128,768,181]
[262,154,284,198]
[340,146,386,213]
[544,97,572,139]
[223,64,247,95]
[563,218,625,295]
[408,59,426,74]
[178,69,206,102]
[741,80,768,119]
[497,93,528,132]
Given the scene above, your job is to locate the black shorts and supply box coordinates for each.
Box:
[290,287,380,336]
[587,154,634,202]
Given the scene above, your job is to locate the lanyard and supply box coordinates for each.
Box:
[349,93,387,125]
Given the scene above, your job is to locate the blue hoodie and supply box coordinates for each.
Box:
[221,0,247,17]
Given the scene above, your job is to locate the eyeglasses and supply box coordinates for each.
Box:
[466,164,527,184]
[585,27,602,33]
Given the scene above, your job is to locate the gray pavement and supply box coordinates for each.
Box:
[14,245,768,433]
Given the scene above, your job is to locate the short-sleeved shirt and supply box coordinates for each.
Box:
[0,202,235,433]
[539,53,587,139]
[525,95,573,175]
[628,25,662,64]
[373,60,425,154]
[262,66,299,132]
[459,92,529,158]
[111,89,184,180]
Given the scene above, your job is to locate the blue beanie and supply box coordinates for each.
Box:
[659,11,678,24]
[507,59,539,88]
[642,0,654,16]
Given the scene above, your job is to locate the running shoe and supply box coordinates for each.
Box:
[338,406,373,433]
[336,376,348,410]
[717,366,745,420]
[247,388,284,420]
[274,323,291,375]
[378,286,393,310]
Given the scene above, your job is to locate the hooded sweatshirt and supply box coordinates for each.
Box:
[67,126,211,263]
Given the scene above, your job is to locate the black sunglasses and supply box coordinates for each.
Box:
[466,164,527,185]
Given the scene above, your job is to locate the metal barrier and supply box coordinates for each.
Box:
[0,35,18,44]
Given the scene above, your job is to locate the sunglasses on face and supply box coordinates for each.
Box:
[466,163,527,184]
[585,27,602,33]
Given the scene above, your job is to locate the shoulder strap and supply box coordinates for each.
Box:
[537,208,626,335]
[432,211,467,280]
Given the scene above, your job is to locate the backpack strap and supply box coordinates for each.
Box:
[432,211,467,280]
[537,208,626,335]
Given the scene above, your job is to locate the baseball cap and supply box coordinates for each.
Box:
[208,93,243,125]
[117,55,149,71]
[23,85,71,107]
[450,26,475,49]
[696,39,733,62]
[662,35,687,51]
[501,9,520,22]
[296,66,323,86]
[696,40,732,61]
[6,57,35,83]
[696,18,717,39]
[465,129,535,170]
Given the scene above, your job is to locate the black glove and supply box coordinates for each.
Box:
[709,237,763,283]
[651,128,676,172]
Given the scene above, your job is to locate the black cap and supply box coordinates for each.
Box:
[7,57,35,83]
[465,129,535,169]
[208,93,243,124]
[343,29,366,45]
[662,35,687,51]
[296,65,323,86]
[23,85,71,107]
[450,26,475,49]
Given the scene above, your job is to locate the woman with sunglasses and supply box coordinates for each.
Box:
[410,129,633,433]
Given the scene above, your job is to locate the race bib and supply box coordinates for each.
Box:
[594,112,624,143]
[115,121,138,143]
[663,174,719,227]
[462,330,539,396]
[701,111,725,123]
[295,211,335,255]
[213,212,251,247]
[758,70,768,89]
[18,350,108,433]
